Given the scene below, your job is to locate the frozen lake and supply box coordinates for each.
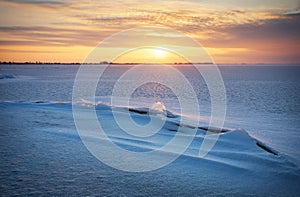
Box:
[0,64,300,195]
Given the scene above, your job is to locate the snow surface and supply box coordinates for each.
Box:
[1,64,300,195]
[0,101,299,196]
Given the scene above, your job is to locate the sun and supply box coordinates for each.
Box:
[112,47,188,64]
[154,48,166,58]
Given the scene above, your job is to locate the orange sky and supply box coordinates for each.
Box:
[0,0,299,64]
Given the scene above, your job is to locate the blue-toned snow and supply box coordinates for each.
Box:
[0,64,300,195]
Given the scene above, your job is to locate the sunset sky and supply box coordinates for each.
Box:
[0,0,299,64]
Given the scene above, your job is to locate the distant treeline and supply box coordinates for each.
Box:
[0,61,211,65]
[0,61,82,65]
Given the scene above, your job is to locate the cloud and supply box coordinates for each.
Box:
[0,48,62,53]
[0,0,70,11]
[0,26,110,46]
[2,0,66,5]
[204,13,300,47]
[197,12,300,63]
[146,33,186,38]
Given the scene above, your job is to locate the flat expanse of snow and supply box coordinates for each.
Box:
[1,101,299,196]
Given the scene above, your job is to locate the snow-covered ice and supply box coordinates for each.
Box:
[1,64,300,195]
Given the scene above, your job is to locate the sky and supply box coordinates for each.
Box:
[0,0,299,64]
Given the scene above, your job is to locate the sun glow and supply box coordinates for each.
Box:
[154,48,166,58]
[112,47,188,64]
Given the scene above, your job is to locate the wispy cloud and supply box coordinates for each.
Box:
[0,48,62,53]
[0,26,110,46]
[1,0,69,8]
[3,0,65,4]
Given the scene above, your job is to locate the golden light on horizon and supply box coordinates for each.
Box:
[112,47,189,64]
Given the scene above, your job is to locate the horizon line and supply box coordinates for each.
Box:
[1,61,300,65]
